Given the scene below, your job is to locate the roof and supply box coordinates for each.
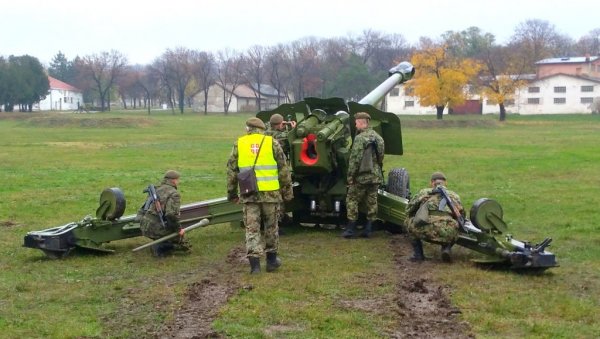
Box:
[535,72,600,84]
[48,76,81,92]
[535,56,600,65]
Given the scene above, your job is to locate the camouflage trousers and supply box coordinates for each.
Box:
[140,214,174,240]
[243,202,279,258]
[346,183,379,221]
[407,215,459,245]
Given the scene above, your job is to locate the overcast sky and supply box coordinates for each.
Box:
[2,0,599,66]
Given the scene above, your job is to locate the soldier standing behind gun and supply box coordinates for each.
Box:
[227,117,293,274]
[140,170,184,257]
[266,113,296,226]
[405,172,464,262]
[266,113,296,158]
[343,112,384,239]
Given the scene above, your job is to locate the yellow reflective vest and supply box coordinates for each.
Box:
[238,134,280,191]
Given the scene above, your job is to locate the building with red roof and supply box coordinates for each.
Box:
[36,76,83,111]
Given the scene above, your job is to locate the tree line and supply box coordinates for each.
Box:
[2,19,600,117]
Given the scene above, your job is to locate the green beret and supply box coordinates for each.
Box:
[164,170,181,179]
[431,171,446,181]
[269,113,284,125]
[246,117,266,130]
[355,112,371,120]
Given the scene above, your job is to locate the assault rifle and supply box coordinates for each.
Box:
[143,184,167,229]
[431,185,465,227]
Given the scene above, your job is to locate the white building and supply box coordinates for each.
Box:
[387,55,600,115]
[36,76,83,111]
[194,83,290,113]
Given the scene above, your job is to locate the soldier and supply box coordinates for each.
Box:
[140,170,184,257]
[266,113,296,158]
[266,113,296,227]
[227,117,293,274]
[405,172,464,262]
[343,112,385,239]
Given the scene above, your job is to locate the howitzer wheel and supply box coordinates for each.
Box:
[387,168,410,199]
[96,187,126,221]
[469,198,507,233]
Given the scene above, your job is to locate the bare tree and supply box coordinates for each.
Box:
[244,45,267,111]
[159,47,196,114]
[510,19,568,72]
[575,28,600,56]
[288,37,322,100]
[192,51,215,114]
[79,50,128,111]
[265,44,292,105]
[215,49,245,114]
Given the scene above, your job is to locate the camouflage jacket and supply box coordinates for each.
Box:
[347,127,385,184]
[144,179,181,230]
[406,185,464,220]
[266,126,291,157]
[227,128,293,203]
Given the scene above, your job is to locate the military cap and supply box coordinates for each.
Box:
[164,170,181,179]
[269,113,284,125]
[246,117,266,130]
[431,171,446,181]
[355,112,371,120]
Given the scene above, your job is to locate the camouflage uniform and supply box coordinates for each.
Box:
[227,127,293,258]
[346,127,385,221]
[266,125,292,225]
[140,179,181,240]
[405,185,464,245]
[266,127,291,159]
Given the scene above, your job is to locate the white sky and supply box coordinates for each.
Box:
[2,0,599,66]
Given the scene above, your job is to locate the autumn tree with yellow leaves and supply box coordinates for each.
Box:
[478,44,529,121]
[409,45,481,120]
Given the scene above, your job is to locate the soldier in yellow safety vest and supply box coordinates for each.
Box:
[227,117,293,274]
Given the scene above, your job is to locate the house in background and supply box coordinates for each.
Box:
[387,55,600,115]
[35,76,83,111]
[195,83,290,113]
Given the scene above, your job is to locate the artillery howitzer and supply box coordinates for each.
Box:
[23,61,557,271]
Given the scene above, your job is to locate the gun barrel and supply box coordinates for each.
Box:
[358,61,415,106]
[132,218,209,252]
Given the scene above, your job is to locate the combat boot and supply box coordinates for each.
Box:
[409,239,425,262]
[441,243,453,263]
[249,257,261,274]
[266,252,282,272]
[342,221,356,238]
[360,220,373,238]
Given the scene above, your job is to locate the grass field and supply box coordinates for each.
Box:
[1,111,599,338]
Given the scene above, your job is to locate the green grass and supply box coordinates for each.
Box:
[1,111,599,338]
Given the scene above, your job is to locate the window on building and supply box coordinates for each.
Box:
[554,86,566,93]
[528,98,540,104]
[553,97,566,104]
[528,86,540,93]
[581,97,594,104]
[390,88,400,96]
[404,87,414,96]
[581,85,594,92]
[486,100,495,106]
[505,99,515,106]
[404,100,414,107]
[64,97,68,102]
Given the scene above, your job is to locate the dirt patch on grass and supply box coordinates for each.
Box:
[0,220,21,228]
[388,234,473,338]
[156,246,246,338]
[151,237,471,338]
[24,116,157,128]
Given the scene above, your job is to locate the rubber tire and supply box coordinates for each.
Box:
[387,167,410,199]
